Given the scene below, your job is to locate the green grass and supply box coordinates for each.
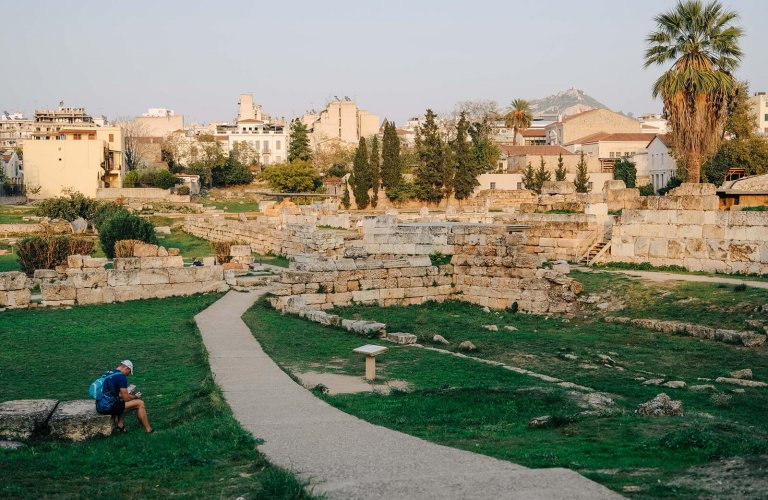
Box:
[593,261,768,282]
[741,205,768,212]
[204,200,260,213]
[0,295,316,499]
[155,230,214,259]
[0,206,36,224]
[253,253,289,268]
[243,276,768,498]
[0,243,20,272]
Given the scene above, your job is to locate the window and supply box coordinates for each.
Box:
[609,152,615,158]
[490,182,496,190]
[263,140,269,152]
[276,140,281,150]
[516,182,523,190]
[587,182,593,192]
[108,133,114,142]
[74,134,81,140]
[764,114,768,121]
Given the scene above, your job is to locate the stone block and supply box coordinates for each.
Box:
[669,183,717,196]
[67,255,84,269]
[202,256,216,266]
[157,246,169,257]
[0,271,27,291]
[76,288,104,305]
[67,269,108,288]
[167,267,197,284]
[41,282,77,301]
[137,269,170,285]
[139,256,184,269]
[113,257,141,271]
[387,332,417,344]
[48,400,112,442]
[33,269,59,280]
[0,399,59,440]
[229,245,251,257]
[41,299,76,307]
[108,270,140,287]
[133,243,160,257]
[167,248,181,256]
[82,257,108,269]
[0,288,31,308]
[193,265,224,282]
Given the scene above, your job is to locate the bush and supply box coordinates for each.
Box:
[210,240,243,264]
[35,192,101,222]
[258,161,318,193]
[93,202,129,230]
[123,170,139,188]
[742,205,768,212]
[99,212,157,259]
[612,159,637,188]
[113,239,145,258]
[385,181,417,202]
[638,184,655,196]
[139,169,181,190]
[176,185,190,195]
[658,177,682,195]
[16,235,95,275]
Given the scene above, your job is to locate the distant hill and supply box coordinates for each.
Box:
[528,88,609,118]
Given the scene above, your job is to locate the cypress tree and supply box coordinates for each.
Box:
[414,109,447,203]
[534,156,551,193]
[522,162,536,191]
[381,121,402,190]
[574,152,590,193]
[352,137,370,209]
[341,182,351,209]
[452,112,477,200]
[369,136,380,208]
[288,120,311,163]
[555,153,567,181]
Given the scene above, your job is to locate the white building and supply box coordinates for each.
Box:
[750,92,768,136]
[644,135,677,192]
[1,150,22,183]
[638,113,668,134]
[220,94,288,166]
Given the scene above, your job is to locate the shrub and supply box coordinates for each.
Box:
[210,240,243,264]
[35,192,101,222]
[93,202,129,230]
[385,181,417,202]
[113,239,145,258]
[638,184,655,196]
[99,212,157,259]
[258,161,318,193]
[176,185,190,195]
[658,177,682,195]
[139,169,181,190]
[742,205,768,212]
[612,159,637,188]
[429,251,452,266]
[16,235,95,275]
[123,170,139,188]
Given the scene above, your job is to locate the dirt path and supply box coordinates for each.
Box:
[580,267,768,290]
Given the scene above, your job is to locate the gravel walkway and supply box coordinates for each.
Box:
[196,290,621,500]
[579,266,768,289]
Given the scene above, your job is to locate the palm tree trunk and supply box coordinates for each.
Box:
[686,152,701,183]
[512,127,519,146]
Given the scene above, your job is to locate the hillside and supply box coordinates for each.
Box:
[529,88,608,117]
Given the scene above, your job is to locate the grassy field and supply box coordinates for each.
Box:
[0,206,35,224]
[0,294,315,499]
[204,200,260,213]
[243,272,768,498]
[593,261,768,283]
[155,229,214,260]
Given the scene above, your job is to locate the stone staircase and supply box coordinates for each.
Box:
[224,263,283,290]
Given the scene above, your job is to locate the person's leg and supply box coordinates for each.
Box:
[122,399,152,432]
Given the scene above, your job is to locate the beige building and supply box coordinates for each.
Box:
[573,133,658,173]
[501,145,600,174]
[301,99,380,149]
[23,126,125,199]
[545,108,641,146]
[134,108,185,138]
[749,92,768,136]
[0,112,34,149]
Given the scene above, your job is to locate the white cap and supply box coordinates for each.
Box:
[120,360,134,374]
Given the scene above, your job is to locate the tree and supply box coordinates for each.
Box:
[327,164,348,178]
[644,0,744,182]
[288,120,311,163]
[99,212,158,259]
[452,113,477,200]
[555,153,567,181]
[613,158,637,187]
[116,119,153,171]
[351,137,371,209]
[211,155,254,187]
[414,109,447,203]
[258,160,318,192]
[341,182,351,209]
[230,141,260,167]
[312,140,354,174]
[522,162,536,191]
[504,99,533,146]
[725,81,757,139]
[381,120,402,190]
[369,136,380,208]
[574,152,590,193]
[533,157,552,194]
[702,137,768,184]
[468,118,500,175]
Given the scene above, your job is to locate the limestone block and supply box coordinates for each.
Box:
[67,269,108,288]
[387,332,417,344]
[76,288,104,305]
[0,399,59,440]
[658,196,682,210]
[167,248,181,256]
[648,239,667,258]
[669,183,716,196]
[702,225,725,239]
[41,299,76,307]
[67,255,84,269]
[351,289,380,303]
[107,270,140,287]
[41,282,77,301]
[48,400,112,442]
[33,269,59,280]
[379,288,405,300]
[82,257,108,269]
[193,265,224,282]
[157,246,169,257]
[202,257,216,266]
[137,269,170,285]
[140,256,184,269]
[0,288,31,308]
[111,285,149,302]
[167,267,197,284]
[229,245,251,257]
[0,271,27,291]
[113,257,141,271]
[133,244,160,257]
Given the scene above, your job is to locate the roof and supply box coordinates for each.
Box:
[238,119,262,123]
[566,132,657,146]
[648,134,672,148]
[547,109,601,127]
[1,154,12,162]
[521,129,546,137]
[323,176,343,184]
[499,145,574,156]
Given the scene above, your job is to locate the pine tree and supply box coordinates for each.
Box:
[555,153,567,181]
[288,120,311,163]
[414,109,447,203]
[574,152,590,193]
[351,137,370,209]
[341,182,351,209]
[369,136,380,208]
[381,121,402,190]
[452,112,477,200]
[522,162,536,191]
[533,156,551,194]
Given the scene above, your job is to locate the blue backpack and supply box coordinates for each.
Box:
[88,370,120,400]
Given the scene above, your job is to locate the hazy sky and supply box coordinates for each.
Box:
[2,0,766,125]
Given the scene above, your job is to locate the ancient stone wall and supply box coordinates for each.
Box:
[610,184,768,274]
[0,272,31,309]
[39,245,227,307]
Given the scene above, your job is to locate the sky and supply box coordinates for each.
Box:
[1,0,767,125]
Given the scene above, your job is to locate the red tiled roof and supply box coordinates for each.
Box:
[499,145,574,156]
[1,154,12,162]
[566,132,657,146]
[648,134,672,148]
[521,129,546,137]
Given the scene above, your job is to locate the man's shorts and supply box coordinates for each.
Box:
[97,399,126,417]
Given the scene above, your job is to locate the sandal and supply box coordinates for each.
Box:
[115,425,128,433]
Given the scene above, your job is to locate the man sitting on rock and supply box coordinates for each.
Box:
[95,360,153,433]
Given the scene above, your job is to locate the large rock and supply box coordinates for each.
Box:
[0,399,59,440]
[458,340,477,352]
[715,377,767,388]
[541,181,576,195]
[730,369,753,380]
[0,271,27,291]
[70,217,88,234]
[48,400,112,442]
[635,393,683,416]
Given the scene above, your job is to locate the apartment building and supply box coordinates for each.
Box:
[300,98,380,149]
[23,126,125,198]
[134,108,184,137]
[750,92,768,135]
[218,94,288,166]
[545,108,641,146]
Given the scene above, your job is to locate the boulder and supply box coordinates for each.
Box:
[662,381,687,389]
[167,248,181,257]
[562,353,578,361]
[47,400,112,442]
[387,332,417,345]
[433,334,450,345]
[528,415,552,428]
[458,340,477,352]
[551,260,571,274]
[0,440,26,450]
[154,226,171,235]
[715,377,767,388]
[689,385,716,392]
[635,393,683,416]
[642,379,664,386]
[70,217,88,234]
[0,399,59,440]
[730,369,753,380]
[504,326,518,332]
[483,324,499,332]
[157,246,169,257]
[0,271,27,291]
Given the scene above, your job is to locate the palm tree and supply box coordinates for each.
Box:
[644,0,743,183]
[504,99,533,146]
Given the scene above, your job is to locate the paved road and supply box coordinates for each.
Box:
[196,290,622,500]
